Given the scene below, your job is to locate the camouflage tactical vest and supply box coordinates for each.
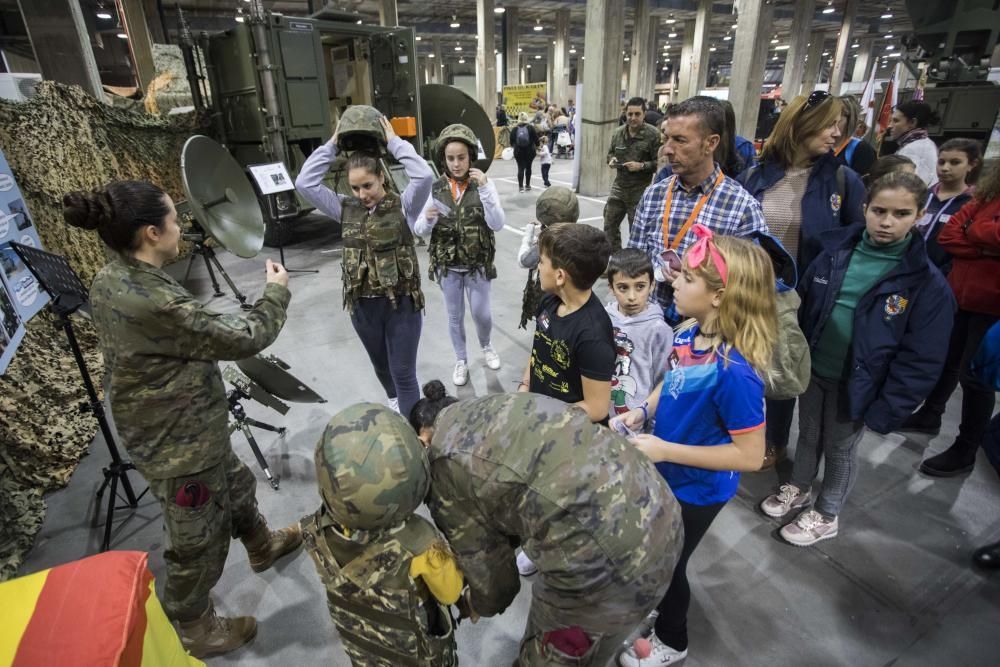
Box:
[341,193,424,312]
[300,508,458,667]
[428,178,497,282]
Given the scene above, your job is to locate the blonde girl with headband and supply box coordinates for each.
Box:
[613,225,777,667]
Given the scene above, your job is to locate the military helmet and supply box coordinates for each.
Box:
[315,403,429,531]
[435,123,478,165]
[336,105,386,152]
[536,186,580,225]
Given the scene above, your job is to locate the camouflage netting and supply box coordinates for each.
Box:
[0,81,209,579]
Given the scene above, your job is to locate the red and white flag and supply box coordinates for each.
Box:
[876,62,900,135]
[859,61,878,130]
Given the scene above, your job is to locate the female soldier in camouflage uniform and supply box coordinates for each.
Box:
[415,124,506,386]
[296,108,433,418]
[63,180,302,658]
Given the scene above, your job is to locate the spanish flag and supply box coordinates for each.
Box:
[0,551,203,667]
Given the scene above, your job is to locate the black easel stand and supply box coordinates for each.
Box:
[226,388,284,490]
[269,214,318,276]
[9,243,148,551]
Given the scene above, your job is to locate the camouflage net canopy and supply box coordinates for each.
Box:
[0,81,209,580]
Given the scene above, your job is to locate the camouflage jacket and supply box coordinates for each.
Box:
[300,506,457,667]
[427,178,497,281]
[90,256,290,479]
[607,123,660,193]
[426,393,682,633]
[341,193,424,312]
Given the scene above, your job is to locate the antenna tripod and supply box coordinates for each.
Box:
[181,220,252,310]
[226,386,284,490]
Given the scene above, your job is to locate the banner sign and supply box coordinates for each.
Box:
[502,83,548,117]
[0,148,48,322]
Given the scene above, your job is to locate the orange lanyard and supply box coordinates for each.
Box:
[661,170,724,250]
[833,137,851,156]
[449,178,468,203]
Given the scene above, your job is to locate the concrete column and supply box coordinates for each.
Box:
[120,0,156,91]
[547,43,555,103]
[781,0,815,99]
[552,9,570,110]
[18,0,103,99]
[476,0,497,115]
[678,20,695,100]
[828,0,858,95]
[851,37,875,82]
[689,0,712,96]
[378,0,398,26]
[579,0,624,196]
[801,31,825,95]
[142,0,166,43]
[729,0,771,139]
[504,7,519,89]
[628,0,652,97]
[432,37,443,84]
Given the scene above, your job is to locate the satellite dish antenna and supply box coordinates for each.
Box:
[179,135,265,308]
[419,84,496,172]
[181,135,264,258]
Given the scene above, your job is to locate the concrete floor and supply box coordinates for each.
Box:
[19,157,999,666]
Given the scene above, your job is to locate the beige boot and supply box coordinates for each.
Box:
[176,602,257,659]
[243,521,303,573]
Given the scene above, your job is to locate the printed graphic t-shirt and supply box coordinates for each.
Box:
[529,293,615,408]
[653,326,765,505]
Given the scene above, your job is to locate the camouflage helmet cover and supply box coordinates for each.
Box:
[435,123,478,165]
[336,105,386,151]
[536,186,580,225]
[315,403,429,530]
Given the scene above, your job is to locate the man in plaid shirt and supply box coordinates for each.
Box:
[628,97,767,317]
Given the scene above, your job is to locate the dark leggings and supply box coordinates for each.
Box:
[922,309,999,448]
[515,151,535,188]
[349,295,422,417]
[654,498,726,652]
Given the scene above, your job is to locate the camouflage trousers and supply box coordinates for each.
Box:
[602,189,643,252]
[514,603,646,667]
[146,448,263,621]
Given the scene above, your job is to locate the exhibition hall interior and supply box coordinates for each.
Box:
[0,0,997,665]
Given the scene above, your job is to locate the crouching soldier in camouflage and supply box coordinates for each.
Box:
[63,180,302,658]
[416,123,506,386]
[301,403,463,666]
[411,391,684,666]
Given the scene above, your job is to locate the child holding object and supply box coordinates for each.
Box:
[613,225,777,667]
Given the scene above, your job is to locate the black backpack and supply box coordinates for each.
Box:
[515,126,531,149]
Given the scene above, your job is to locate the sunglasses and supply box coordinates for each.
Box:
[804,90,831,111]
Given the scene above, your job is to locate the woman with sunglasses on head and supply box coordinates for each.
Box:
[613,227,778,667]
[737,90,867,468]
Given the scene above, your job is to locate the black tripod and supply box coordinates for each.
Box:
[182,221,252,309]
[226,386,284,490]
[263,192,318,276]
[10,243,147,552]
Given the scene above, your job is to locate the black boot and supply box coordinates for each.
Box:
[919,439,978,477]
[973,540,1000,569]
[898,407,943,435]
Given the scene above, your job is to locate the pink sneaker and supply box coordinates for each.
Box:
[780,509,839,547]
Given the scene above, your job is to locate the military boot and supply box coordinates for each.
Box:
[243,521,303,573]
[176,602,257,659]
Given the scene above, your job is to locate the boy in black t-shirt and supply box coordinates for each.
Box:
[518,223,615,424]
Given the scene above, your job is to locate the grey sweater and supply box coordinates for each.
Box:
[605,301,673,419]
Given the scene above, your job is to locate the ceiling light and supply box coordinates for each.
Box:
[569,48,576,54]
[428,53,435,58]
[731,23,738,29]
[668,32,677,38]
[416,36,422,41]
[356,20,362,24]
[888,52,901,58]
[662,66,669,70]
[458,58,465,63]
[526,64,532,69]
[535,54,541,59]
[775,45,789,50]
[454,46,462,51]
[552,40,556,45]
[823,2,835,14]
[624,56,630,61]
[771,38,779,44]
[117,32,129,38]
[517,47,522,52]
[534,20,543,32]
[235,16,244,23]
[450,16,460,28]
[851,42,859,48]
[723,35,731,41]
[665,16,676,24]
[772,55,778,60]
[494,6,505,14]
[96,11,113,20]
[885,33,893,39]
[822,51,829,56]
[709,47,717,52]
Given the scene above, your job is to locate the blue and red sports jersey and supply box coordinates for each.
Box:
[653,325,765,505]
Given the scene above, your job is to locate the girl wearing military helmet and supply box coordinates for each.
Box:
[415,124,506,387]
[295,107,433,418]
[63,181,302,658]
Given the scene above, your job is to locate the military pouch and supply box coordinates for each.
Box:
[164,490,223,554]
[519,626,601,666]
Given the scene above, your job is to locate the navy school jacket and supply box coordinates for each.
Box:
[798,224,956,434]
[737,151,866,271]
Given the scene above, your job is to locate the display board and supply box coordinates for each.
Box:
[0,148,48,322]
[0,267,25,374]
[502,83,548,116]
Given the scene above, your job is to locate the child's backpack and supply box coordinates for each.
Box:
[515,125,531,149]
[519,270,544,330]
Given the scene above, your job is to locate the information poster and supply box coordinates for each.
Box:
[502,83,547,117]
[0,148,48,322]
[0,267,25,375]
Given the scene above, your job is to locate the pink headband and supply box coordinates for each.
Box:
[687,224,728,285]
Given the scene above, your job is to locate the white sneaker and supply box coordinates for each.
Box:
[516,551,538,576]
[387,397,400,414]
[618,634,687,667]
[452,360,469,386]
[759,483,810,518]
[483,344,501,370]
[780,509,839,547]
